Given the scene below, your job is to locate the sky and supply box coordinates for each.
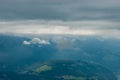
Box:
[0,0,120,37]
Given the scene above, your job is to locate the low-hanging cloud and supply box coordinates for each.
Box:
[23,38,50,45]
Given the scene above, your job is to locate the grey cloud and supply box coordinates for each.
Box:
[0,0,120,21]
[0,0,120,37]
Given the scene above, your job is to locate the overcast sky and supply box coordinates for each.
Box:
[0,0,120,37]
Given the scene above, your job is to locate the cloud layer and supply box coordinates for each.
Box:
[0,0,120,38]
[0,0,120,21]
[0,20,120,38]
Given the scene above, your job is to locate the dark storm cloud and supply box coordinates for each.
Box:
[0,0,120,21]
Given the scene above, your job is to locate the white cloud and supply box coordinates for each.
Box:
[23,41,31,45]
[0,20,120,38]
[23,38,50,45]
